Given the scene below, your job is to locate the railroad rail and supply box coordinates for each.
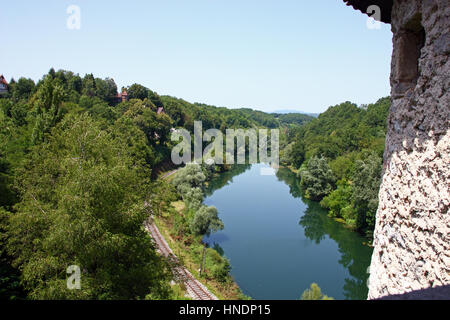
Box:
[160,170,178,180]
[145,220,218,300]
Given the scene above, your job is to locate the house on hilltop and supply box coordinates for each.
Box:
[156,107,165,115]
[0,75,8,94]
[114,89,129,103]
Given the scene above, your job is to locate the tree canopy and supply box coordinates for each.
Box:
[282,98,389,234]
[0,67,389,299]
[300,283,334,300]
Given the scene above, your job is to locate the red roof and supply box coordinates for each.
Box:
[0,75,8,86]
[115,89,128,98]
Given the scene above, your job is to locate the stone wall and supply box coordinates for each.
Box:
[368,0,450,299]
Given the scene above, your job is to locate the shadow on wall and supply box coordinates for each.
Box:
[375,285,450,300]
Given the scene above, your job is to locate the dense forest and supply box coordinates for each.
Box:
[0,68,314,299]
[0,68,388,299]
[0,70,178,299]
[280,98,390,235]
[161,97,313,132]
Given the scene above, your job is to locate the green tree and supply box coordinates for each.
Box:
[95,78,117,103]
[320,179,356,227]
[0,208,25,300]
[0,99,29,127]
[329,153,355,181]
[48,68,56,79]
[280,140,304,168]
[112,116,156,170]
[6,113,171,299]
[127,83,149,101]
[352,152,382,231]
[148,90,164,109]
[300,283,334,300]
[81,74,96,97]
[31,76,65,144]
[172,164,206,210]
[89,102,117,123]
[149,180,177,217]
[299,156,336,201]
[190,205,224,277]
[190,205,224,237]
[10,78,35,101]
[68,75,82,94]
[122,100,173,146]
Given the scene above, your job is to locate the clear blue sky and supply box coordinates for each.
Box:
[0,0,393,113]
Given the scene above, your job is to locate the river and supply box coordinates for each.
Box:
[203,163,373,300]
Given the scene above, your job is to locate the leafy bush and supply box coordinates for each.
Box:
[190,206,224,237]
[352,152,382,231]
[320,179,355,224]
[282,97,389,234]
[210,258,231,284]
[172,163,206,210]
[300,283,334,300]
[5,114,172,299]
[299,156,336,201]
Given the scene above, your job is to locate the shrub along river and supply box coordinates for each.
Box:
[203,163,373,300]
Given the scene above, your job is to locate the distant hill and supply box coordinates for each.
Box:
[273,109,319,117]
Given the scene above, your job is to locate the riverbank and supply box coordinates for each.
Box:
[154,201,249,300]
[202,163,373,299]
[280,165,373,246]
[156,167,249,300]
[146,218,218,300]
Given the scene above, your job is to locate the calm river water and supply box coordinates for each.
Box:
[203,163,373,300]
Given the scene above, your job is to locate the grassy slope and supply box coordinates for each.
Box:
[154,200,248,300]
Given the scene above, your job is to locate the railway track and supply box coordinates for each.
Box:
[145,220,218,300]
[160,170,178,180]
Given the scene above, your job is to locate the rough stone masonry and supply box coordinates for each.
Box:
[344,0,449,299]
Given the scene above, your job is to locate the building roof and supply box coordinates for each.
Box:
[0,75,8,86]
[343,0,393,24]
[115,89,128,98]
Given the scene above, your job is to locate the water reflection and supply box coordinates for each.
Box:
[204,164,252,197]
[276,167,372,300]
[204,164,372,300]
[211,243,225,257]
